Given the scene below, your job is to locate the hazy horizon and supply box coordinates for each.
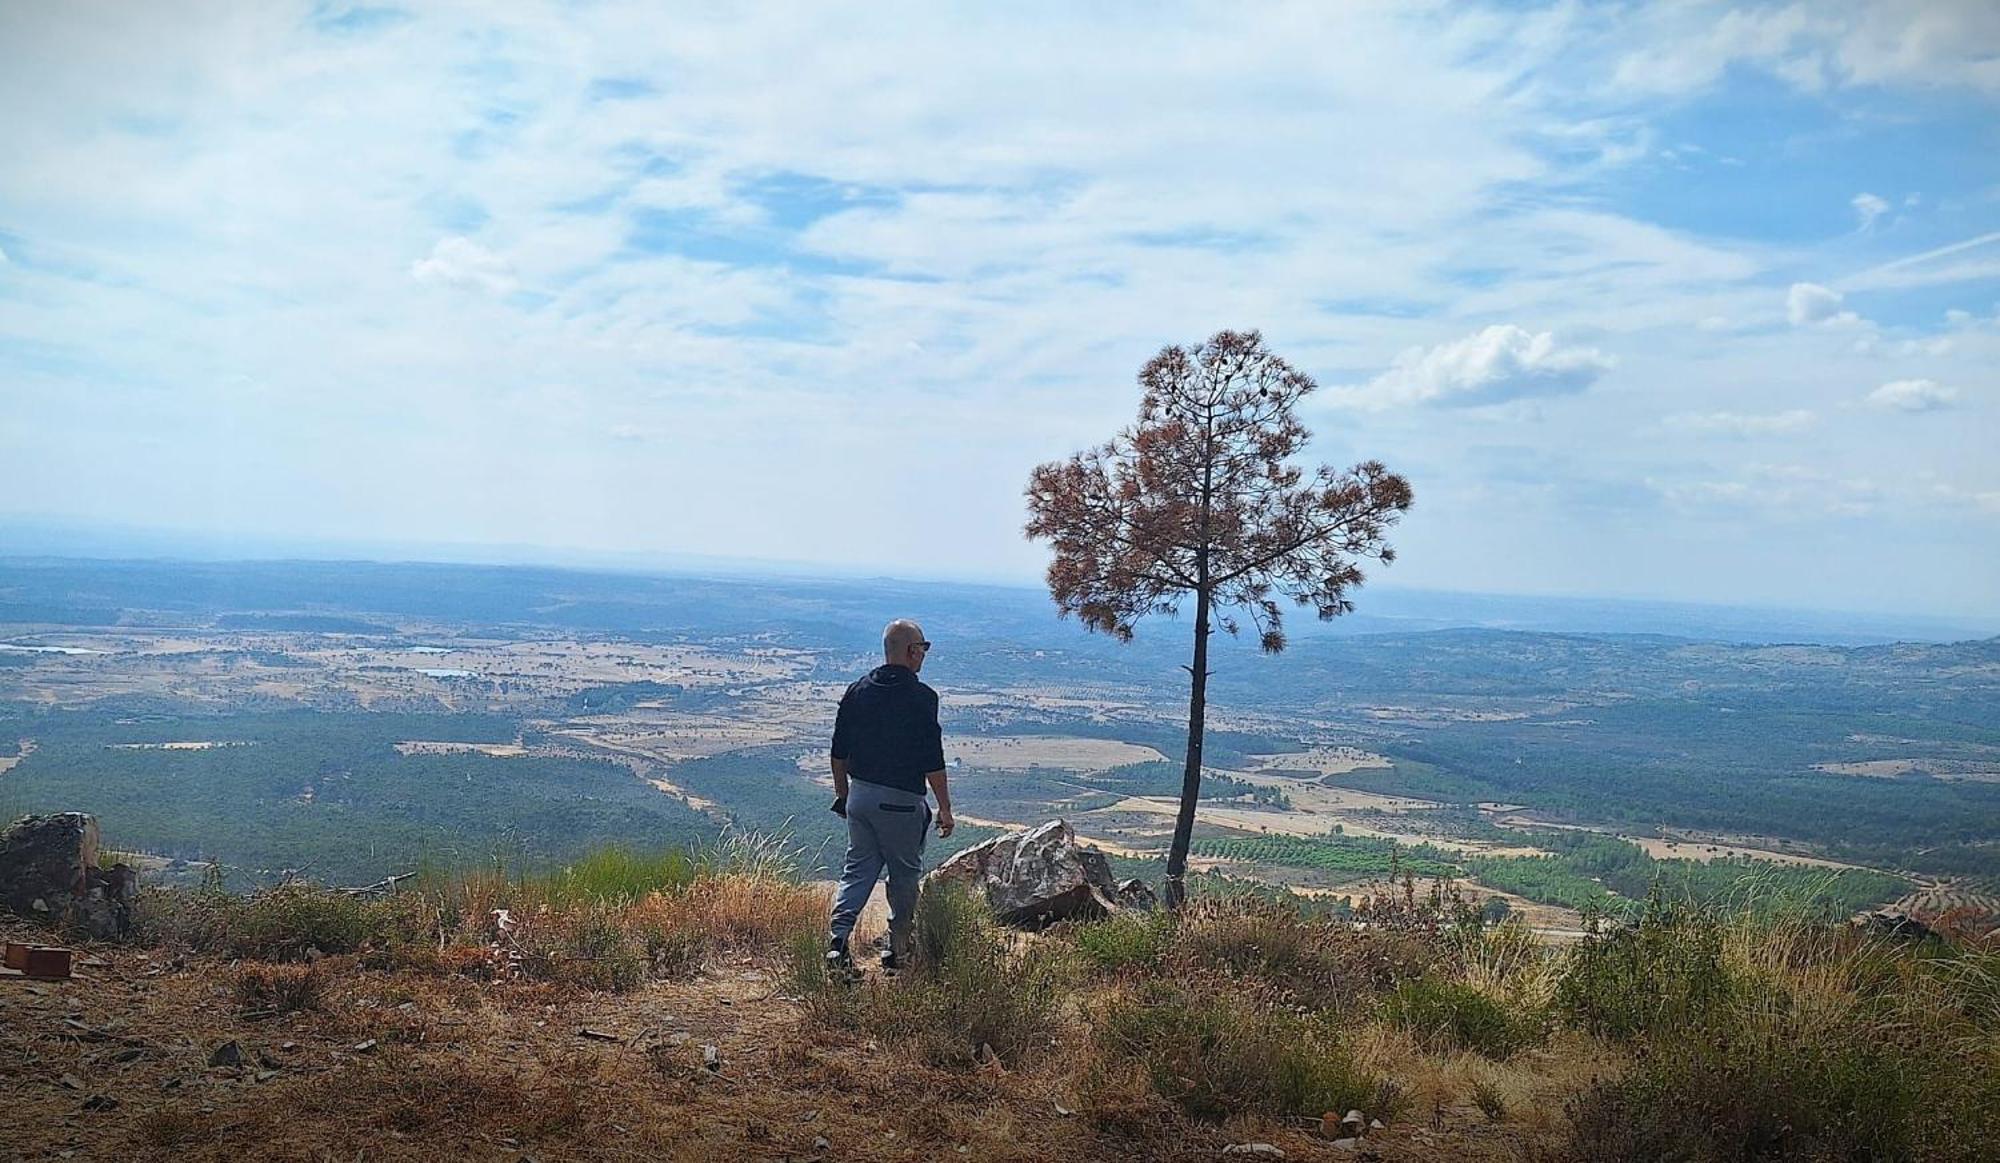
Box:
[3,517,1993,645]
[2,3,1995,621]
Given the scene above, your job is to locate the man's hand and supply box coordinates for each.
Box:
[830,795,847,818]
[935,807,954,838]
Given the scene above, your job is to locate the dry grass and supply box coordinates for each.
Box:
[10,847,1999,1161]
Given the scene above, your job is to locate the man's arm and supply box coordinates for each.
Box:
[926,768,953,837]
[921,685,951,836]
[829,689,852,816]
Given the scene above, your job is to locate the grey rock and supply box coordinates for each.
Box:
[206,1041,244,1069]
[1115,878,1158,910]
[923,820,1144,928]
[1222,1146,1285,1159]
[2,813,134,937]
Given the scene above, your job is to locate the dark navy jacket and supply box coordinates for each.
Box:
[830,664,945,796]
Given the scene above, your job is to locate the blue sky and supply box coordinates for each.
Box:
[1,1,1996,618]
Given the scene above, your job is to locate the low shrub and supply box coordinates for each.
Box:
[1384,976,1542,1058]
[1554,895,1732,1041]
[1070,910,1173,972]
[1565,1028,1924,1161]
[131,842,824,990]
[1562,904,2000,1161]
[135,883,403,961]
[1172,897,1444,1005]
[234,961,327,1015]
[796,881,1072,1069]
[1092,978,1382,1123]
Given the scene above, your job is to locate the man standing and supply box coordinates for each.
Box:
[827,618,955,975]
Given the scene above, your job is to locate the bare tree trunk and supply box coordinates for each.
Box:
[1163,584,1212,909]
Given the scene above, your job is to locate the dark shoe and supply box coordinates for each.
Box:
[824,936,858,982]
[878,949,901,976]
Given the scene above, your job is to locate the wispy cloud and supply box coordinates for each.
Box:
[1843,230,2000,291]
[1851,191,1890,231]
[0,2,1992,616]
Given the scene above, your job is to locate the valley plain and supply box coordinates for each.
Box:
[1,558,1995,935]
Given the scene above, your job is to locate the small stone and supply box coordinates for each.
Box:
[80,1095,118,1112]
[112,1047,146,1064]
[206,1041,243,1068]
[1054,1101,1074,1117]
[352,1039,377,1053]
[1332,1140,1360,1155]
[813,1135,830,1151]
[1370,1119,1386,1131]
[254,1070,279,1083]
[702,1045,721,1072]
[58,1073,85,1090]
[1221,1146,1285,1159]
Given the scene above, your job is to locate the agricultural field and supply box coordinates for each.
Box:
[0,557,1994,936]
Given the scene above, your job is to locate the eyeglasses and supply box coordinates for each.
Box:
[914,641,932,651]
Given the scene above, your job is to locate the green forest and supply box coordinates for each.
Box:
[0,708,715,884]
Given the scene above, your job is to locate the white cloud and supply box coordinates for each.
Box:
[1667,410,1816,435]
[410,236,516,295]
[0,2,1994,616]
[1329,325,1614,410]
[1866,379,1960,412]
[1851,191,1890,230]
[1610,2,2000,96]
[1786,281,1850,325]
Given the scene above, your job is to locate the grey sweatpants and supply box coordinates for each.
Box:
[829,779,931,947]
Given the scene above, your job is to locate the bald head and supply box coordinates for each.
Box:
[883,619,930,671]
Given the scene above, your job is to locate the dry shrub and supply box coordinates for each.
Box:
[234,961,326,1015]
[1557,901,2000,1162]
[634,873,828,961]
[795,882,1073,1070]
[134,882,413,961]
[1111,896,1444,1005]
[1091,975,1384,1123]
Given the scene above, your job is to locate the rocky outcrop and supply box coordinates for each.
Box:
[924,819,1153,928]
[0,813,135,938]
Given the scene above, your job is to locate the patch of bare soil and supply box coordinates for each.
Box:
[0,919,1553,1162]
